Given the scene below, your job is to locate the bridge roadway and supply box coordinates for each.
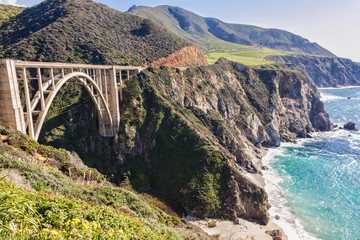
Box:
[0,59,143,141]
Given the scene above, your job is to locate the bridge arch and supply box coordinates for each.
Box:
[0,59,142,141]
[33,71,113,141]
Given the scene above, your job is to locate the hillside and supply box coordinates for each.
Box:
[128,5,360,87]
[0,4,24,27]
[128,5,335,57]
[0,127,212,239]
[0,0,193,65]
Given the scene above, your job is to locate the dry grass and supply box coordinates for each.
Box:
[0,169,32,190]
[141,193,180,217]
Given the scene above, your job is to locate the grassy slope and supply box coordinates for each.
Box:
[0,127,201,239]
[204,39,291,66]
[0,0,189,65]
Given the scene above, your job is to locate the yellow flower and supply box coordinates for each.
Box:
[108,229,114,237]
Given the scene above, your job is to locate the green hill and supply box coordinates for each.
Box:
[0,4,24,27]
[128,5,335,57]
[0,0,189,65]
[0,127,211,239]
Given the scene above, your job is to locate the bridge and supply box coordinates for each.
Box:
[0,59,143,141]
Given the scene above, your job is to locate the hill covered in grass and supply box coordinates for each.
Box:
[0,0,190,65]
[0,127,211,239]
[128,5,335,57]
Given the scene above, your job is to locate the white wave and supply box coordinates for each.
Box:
[319,93,345,102]
[318,85,360,90]
[263,147,320,240]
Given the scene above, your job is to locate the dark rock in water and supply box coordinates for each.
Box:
[275,215,280,220]
[344,122,359,131]
[261,166,269,171]
[266,229,282,240]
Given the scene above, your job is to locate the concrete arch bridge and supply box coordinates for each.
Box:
[0,59,142,141]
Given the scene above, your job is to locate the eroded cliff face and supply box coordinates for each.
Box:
[40,58,332,226]
[151,46,208,68]
[270,55,360,87]
[132,58,332,224]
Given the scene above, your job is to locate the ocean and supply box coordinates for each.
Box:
[263,87,360,240]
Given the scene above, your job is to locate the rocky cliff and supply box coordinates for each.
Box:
[152,46,208,67]
[40,58,332,225]
[270,55,360,87]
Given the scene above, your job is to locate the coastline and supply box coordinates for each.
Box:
[187,156,290,240]
[262,143,319,240]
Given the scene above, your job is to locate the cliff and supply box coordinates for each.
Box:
[40,58,332,226]
[270,55,360,87]
[152,45,208,67]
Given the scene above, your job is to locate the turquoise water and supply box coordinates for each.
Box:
[264,87,360,240]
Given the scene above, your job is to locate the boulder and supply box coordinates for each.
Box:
[266,229,282,240]
[344,122,359,131]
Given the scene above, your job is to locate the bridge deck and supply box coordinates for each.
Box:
[13,60,143,71]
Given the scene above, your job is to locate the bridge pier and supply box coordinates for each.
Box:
[0,59,26,133]
[109,68,120,133]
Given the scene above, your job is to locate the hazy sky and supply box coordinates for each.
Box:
[3,0,360,61]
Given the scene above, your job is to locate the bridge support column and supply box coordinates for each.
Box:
[0,59,26,133]
[109,68,120,133]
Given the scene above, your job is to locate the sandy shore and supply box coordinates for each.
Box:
[190,216,287,240]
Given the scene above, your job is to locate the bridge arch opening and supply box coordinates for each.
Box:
[32,71,114,141]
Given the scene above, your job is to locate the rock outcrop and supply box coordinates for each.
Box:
[344,122,359,131]
[270,55,360,87]
[151,46,208,68]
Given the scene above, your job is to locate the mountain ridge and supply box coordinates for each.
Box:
[128,5,335,57]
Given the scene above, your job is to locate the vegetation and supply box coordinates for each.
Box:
[205,47,290,66]
[0,0,189,65]
[0,180,183,239]
[0,128,199,239]
[203,39,255,53]
[0,4,24,27]
[129,5,335,57]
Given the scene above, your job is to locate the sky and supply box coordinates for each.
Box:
[2,0,360,61]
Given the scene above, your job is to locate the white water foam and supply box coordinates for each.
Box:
[319,92,345,102]
[263,145,319,240]
[318,85,360,90]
